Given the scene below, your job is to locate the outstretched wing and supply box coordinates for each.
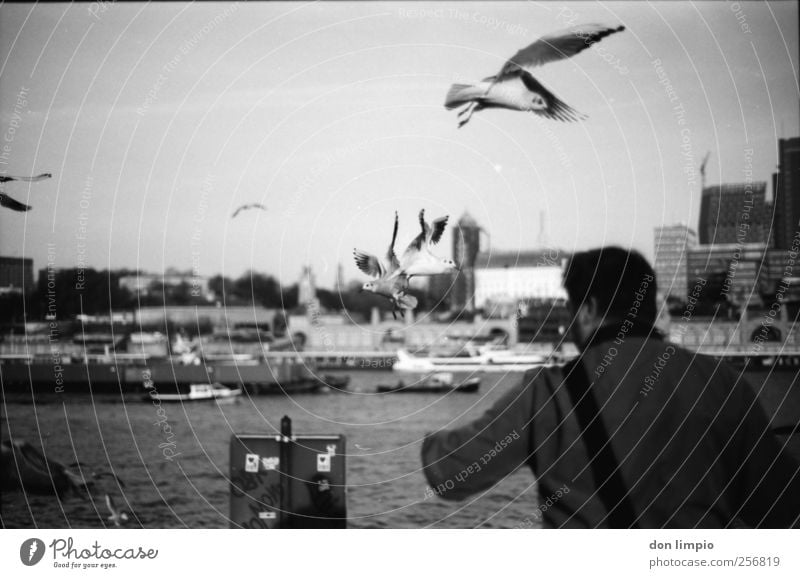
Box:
[353,250,384,277]
[497,24,626,79]
[232,203,267,218]
[386,211,400,270]
[518,71,587,122]
[0,193,32,212]
[402,209,428,257]
[429,216,449,245]
[0,172,52,183]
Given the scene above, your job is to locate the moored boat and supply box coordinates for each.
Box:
[376,372,480,393]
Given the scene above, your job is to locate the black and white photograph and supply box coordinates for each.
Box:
[1,0,799,573]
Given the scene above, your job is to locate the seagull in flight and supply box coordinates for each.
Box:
[354,211,417,319]
[391,209,458,278]
[0,172,52,212]
[104,493,130,527]
[232,203,267,218]
[445,24,626,128]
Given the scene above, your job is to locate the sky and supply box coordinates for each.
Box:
[0,1,798,289]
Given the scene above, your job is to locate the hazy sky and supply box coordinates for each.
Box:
[1,1,798,288]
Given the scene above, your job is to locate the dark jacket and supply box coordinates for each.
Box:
[421,333,800,528]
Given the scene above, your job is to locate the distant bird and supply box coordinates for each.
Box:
[445,23,626,128]
[104,493,130,527]
[354,211,417,319]
[232,203,267,218]
[0,172,52,212]
[391,209,458,278]
[0,172,52,183]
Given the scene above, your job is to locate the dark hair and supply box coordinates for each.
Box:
[563,247,658,325]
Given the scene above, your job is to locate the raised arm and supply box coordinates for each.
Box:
[421,370,540,501]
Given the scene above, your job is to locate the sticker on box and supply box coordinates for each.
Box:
[258,511,277,520]
[245,453,259,473]
[317,453,331,472]
[326,444,337,456]
[261,456,280,471]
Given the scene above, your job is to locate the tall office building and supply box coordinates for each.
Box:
[654,224,697,300]
[450,212,481,312]
[698,182,771,246]
[773,137,800,250]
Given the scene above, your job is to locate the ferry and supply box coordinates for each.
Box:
[393,345,547,373]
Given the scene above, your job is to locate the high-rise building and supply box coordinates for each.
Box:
[773,137,800,250]
[697,182,771,246]
[450,212,482,312]
[653,224,697,300]
[0,256,34,293]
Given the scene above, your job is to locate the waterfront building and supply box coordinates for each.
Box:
[0,256,34,293]
[119,268,212,300]
[654,224,697,301]
[686,243,776,304]
[773,137,800,250]
[697,182,771,246]
[473,249,568,310]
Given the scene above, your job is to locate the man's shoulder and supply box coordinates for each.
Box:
[521,362,566,387]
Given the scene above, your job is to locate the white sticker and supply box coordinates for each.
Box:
[261,456,280,471]
[244,453,259,473]
[317,453,331,472]
[326,444,337,457]
[258,511,277,520]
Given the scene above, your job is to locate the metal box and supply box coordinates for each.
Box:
[230,429,346,528]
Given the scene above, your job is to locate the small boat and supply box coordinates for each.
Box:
[376,372,480,393]
[143,382,242,402]
[312,373,351,392]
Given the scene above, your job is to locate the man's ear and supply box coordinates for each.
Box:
[575,297,595,323]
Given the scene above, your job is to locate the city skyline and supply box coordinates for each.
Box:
[1,1,798,289]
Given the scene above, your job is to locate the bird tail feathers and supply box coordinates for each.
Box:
[444,83,483,109]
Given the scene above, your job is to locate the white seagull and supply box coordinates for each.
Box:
[354,211,418,319]
[392,209,458,279]
[445,23,626,128]
[104,493,130,527]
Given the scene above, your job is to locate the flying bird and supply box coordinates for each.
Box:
[104,493,130,527]
[391,209,458,278]
[445,23,626,128]
[354,211,417,319]
[232,203,267,218]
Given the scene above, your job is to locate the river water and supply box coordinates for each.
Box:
[2,368,798,528]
